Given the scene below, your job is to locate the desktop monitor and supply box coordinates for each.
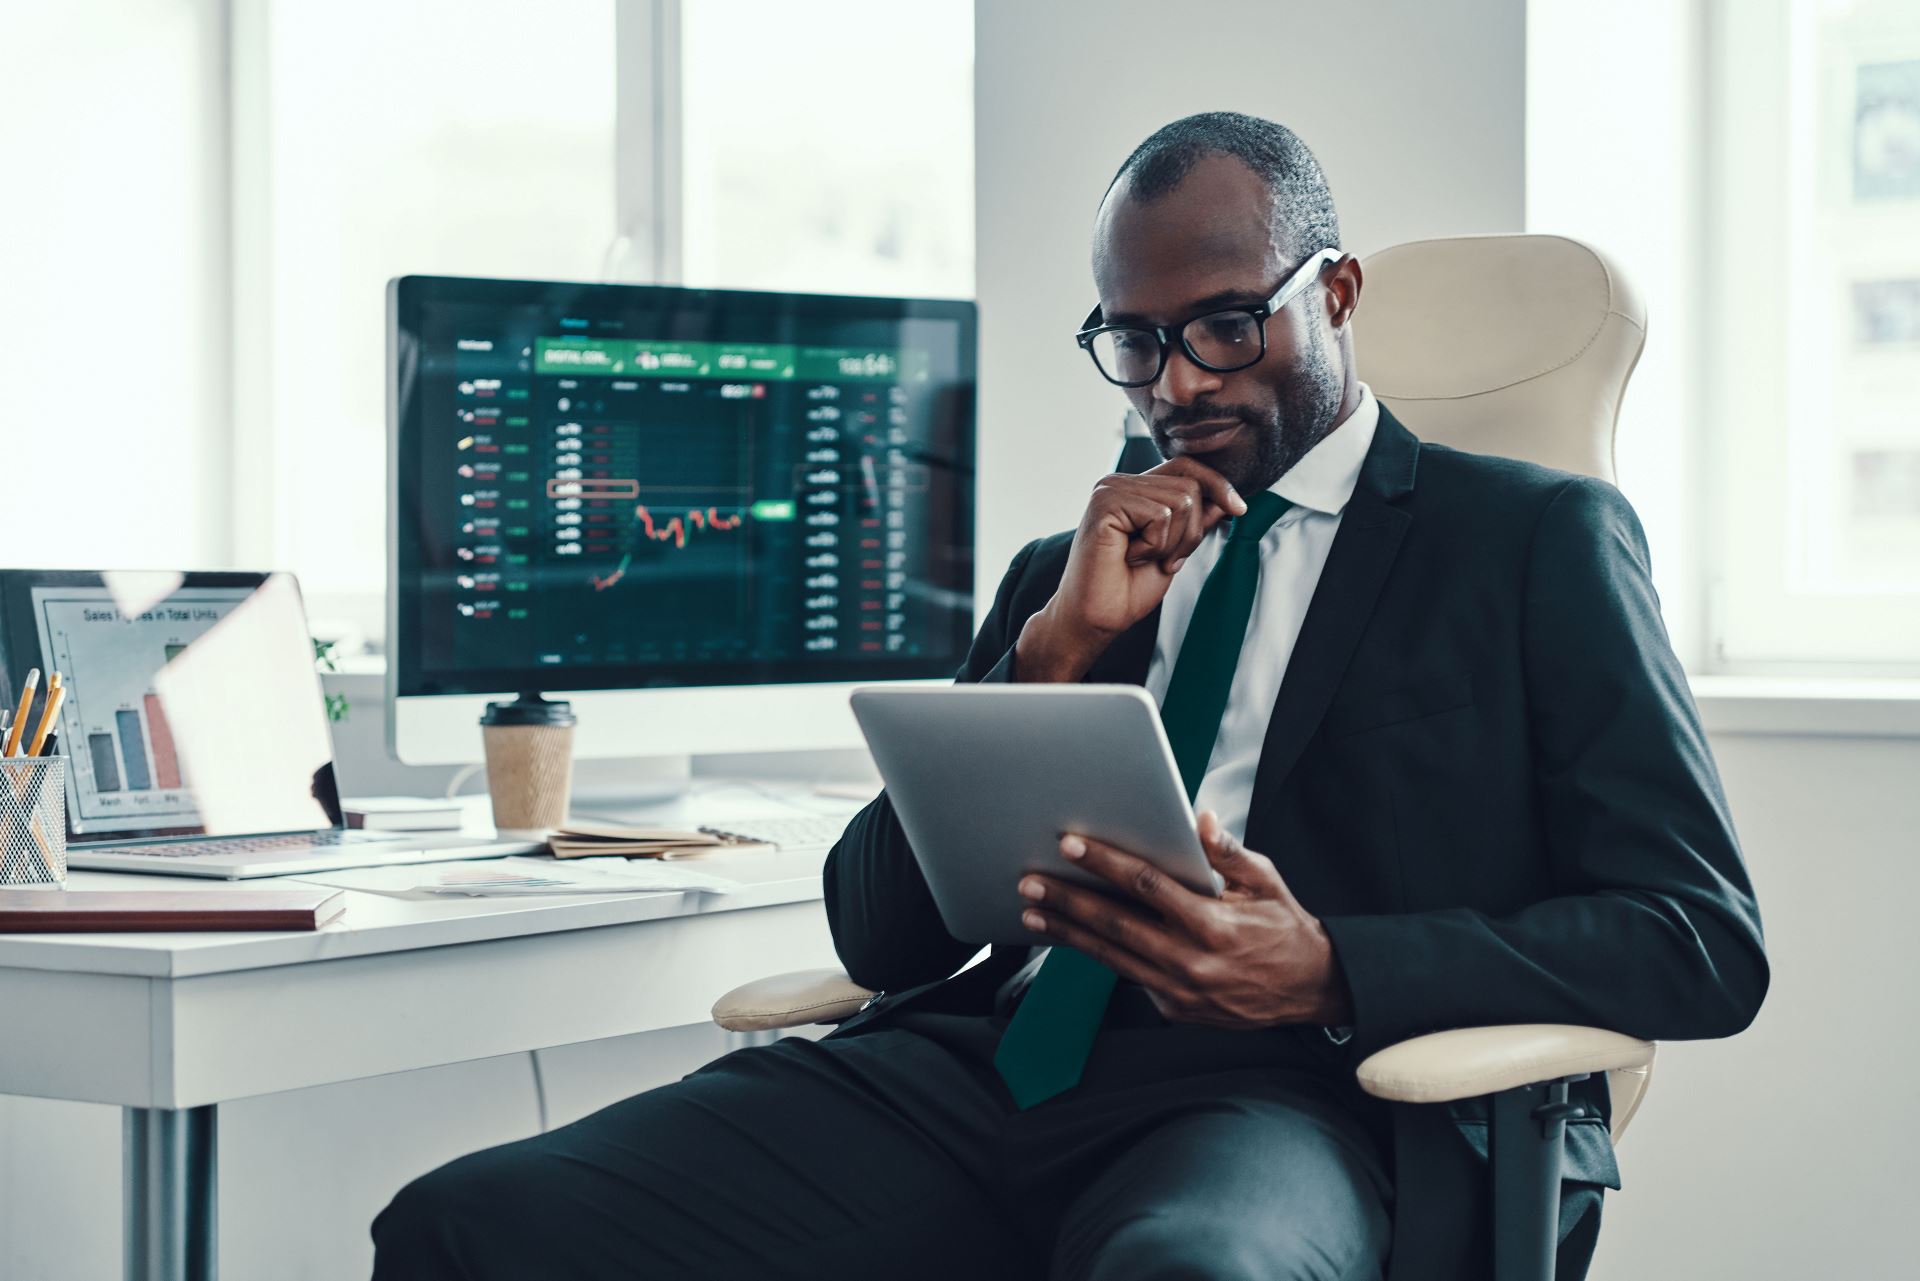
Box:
[387,276,977,766]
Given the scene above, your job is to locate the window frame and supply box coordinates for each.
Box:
[221,0,685,643]
[1701,0,1920,675]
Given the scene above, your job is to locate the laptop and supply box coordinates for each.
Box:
[0,569,540,879]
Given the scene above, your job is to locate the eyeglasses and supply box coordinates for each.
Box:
[1075,248,1341,388]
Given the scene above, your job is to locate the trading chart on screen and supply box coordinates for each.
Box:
[393,282,975,695]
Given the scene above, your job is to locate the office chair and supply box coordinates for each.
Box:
[712,233,1654,1281]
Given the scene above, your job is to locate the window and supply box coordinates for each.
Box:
[252,0,618,626]
[0,0,226,570]
[5,1,977,647]
[679,0,974,299]
[1708,0,1920,669]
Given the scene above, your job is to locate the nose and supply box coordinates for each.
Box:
[1151,344,1223,409]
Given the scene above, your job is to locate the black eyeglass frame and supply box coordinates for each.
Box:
[1074,247,1343,388]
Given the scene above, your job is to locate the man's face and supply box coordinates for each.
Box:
[1091,155,1347,495]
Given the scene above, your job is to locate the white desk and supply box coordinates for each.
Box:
[0,845,841,1281]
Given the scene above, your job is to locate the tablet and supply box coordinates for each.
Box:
[850,684,1219,946]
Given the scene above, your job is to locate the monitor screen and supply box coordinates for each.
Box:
[389,277,977,698]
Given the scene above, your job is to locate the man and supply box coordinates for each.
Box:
[373,112,1767,1281]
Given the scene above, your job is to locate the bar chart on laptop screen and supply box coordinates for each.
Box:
[29,587,247,832]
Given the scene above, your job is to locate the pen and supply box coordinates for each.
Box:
[38,731,59,758]
[26,674,63,758]
[19,737,55,802]
[18,731,58,807]
[3,668,38,757]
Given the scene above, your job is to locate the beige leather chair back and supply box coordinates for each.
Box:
[1355,233,1646,485]
[1358,233,1653,1141]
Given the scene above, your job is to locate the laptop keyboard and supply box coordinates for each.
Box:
[116,830,395,859]
[700,814,851,849]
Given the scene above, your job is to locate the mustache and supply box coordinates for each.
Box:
[1151,402,1268,434]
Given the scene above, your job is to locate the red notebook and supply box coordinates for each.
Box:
[0,889,346,933]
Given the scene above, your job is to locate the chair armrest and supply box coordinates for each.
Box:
[711,968,877,1032]
[1356,1024,1656,1105]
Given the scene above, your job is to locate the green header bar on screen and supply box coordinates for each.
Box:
[533,337,928,383]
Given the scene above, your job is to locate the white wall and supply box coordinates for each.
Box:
[972,0,1527,587]
[1591,729,1920,1281]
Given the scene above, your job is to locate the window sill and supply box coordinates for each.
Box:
[1690,675,1920,740]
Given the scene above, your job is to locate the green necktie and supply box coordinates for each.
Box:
[994,491,1292,1109]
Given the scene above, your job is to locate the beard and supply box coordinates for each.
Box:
[1147,319,1346,495]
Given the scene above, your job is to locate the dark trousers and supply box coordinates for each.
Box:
[372,1006,1393,1280]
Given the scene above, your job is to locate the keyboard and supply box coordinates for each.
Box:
[109,830,398,859]
[699,814,853,849]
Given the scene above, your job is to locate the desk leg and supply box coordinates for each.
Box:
[124,1104,217,1281]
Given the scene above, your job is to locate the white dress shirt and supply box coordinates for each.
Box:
[1144,383,1379,841]
[996,385,1379,1005]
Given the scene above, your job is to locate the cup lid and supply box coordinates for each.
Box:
[480,693,576,728]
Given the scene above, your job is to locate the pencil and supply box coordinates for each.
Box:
[3,668,38,757]
[26,810,56,882]
[26,679,64,759]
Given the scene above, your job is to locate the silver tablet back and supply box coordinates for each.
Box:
[850,684,1215,946]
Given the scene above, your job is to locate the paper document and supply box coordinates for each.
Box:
[295,856,744,898]
[546,818,773,860]
[425,858,745,897]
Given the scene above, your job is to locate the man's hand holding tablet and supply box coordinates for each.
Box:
[1017,810,1351,1029]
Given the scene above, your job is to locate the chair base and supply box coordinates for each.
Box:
[1492,1075,1588,1281]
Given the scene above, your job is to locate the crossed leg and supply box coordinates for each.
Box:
[373,1023,1390,1281]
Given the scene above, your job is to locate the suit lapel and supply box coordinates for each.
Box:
[1246,408,1420,829]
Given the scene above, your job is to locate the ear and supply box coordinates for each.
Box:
[1326,254,1363,329]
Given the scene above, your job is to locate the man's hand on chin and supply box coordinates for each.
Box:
[1014,456,1245,685]
[1016,811,1354,1029]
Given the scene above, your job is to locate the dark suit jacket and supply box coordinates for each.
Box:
[821,406,1768,1275]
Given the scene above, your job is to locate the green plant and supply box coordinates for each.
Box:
[314,638,349,723]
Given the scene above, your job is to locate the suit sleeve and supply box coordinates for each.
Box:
[822,539,1041,992]
[1320,478,1769,1060]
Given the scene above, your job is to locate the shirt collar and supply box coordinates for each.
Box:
[1270,382,1378,517]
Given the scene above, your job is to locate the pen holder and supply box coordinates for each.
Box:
[0,756,67,889]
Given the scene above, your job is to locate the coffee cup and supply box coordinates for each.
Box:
[479,695,576,836]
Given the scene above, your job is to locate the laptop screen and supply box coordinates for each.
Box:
[0,571,343,843]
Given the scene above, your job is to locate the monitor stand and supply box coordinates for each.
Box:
[569,754,694,806]
[565,747,880,826]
